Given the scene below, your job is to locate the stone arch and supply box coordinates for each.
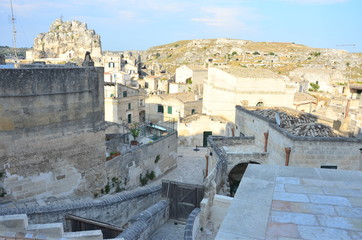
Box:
[227,161,261,197]
[256,101,264,107]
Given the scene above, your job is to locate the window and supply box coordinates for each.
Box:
[191,109,196,114]
[157,105,164,113]
[128,114,132,123]
[145,82,149,89]
[139,99,144,107]
[123,91,127,97]
[108,62,115,68]
[321,165,337,169]
[128,103,131,110]
[167,106,172,114]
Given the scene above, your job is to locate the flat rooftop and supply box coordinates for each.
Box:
[215,164,362,239]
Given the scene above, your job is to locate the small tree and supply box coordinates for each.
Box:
[130,123,140,141]
[309,82,320,92]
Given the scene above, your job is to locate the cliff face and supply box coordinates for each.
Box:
[30,19,102,60]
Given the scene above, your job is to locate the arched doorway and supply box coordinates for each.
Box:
[139,110,145,122]
[228,161,260,197]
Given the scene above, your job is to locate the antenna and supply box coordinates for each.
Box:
[10,0,18,61]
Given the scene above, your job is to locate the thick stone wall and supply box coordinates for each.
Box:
[0,185,162,232]
[235,106,362,170]
[0,67,106,200]
[105,132,178,190]
[118,200,169,240]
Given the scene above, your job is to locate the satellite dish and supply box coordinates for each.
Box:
[275,113,281,126]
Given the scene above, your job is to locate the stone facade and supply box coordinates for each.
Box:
[235,106,362,170]
[203,66,295,121]
[146,92,202,123]
[175,65,207,95]
[178,114,229,147]
[0,66,106,200]
[104,83,146,126]
[105,132,178,190]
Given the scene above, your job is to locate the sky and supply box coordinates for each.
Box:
[0,0,361,52]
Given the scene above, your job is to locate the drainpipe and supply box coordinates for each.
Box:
[345,99,351,119]
[205,155,209,177]
[264,132,269,152]
[285,147,291,166]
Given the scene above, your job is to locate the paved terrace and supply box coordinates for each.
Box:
[216,164,362,239]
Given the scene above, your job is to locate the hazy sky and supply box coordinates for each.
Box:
[1,0,361,52]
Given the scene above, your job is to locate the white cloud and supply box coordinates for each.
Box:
[192,6,262,31]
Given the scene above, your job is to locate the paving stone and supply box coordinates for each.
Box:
[215,230,260,240]
[335,206,362,218]
[234,177,275,205]
[276,177,301,185]
[323,187,362,198]
[297,225,351,240]
[266,222,300,239]
[309,194,351,206]
[219,201,270,239]
[274,183,285,192]
[273,192,309,203]
[271,211,318,226]
[272,200,337,216]
[347,197,362,208]
[318,215,362,231]
[285,184,324,195]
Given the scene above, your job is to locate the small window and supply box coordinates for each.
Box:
[167,106,172,114]
[191,109,196,114]
[321,165,337,169]
[128,114,132,123]
[128,103,131,110]
[157,105,164,113]
[145,82,149,89]
[139,99,144,106]
[123,91,127,97]
[108,62,115,68]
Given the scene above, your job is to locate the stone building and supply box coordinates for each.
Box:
[145,92,202,123]
[104,83,146,126]
[0,66,106,201]
[233,106,362,171]
[173,65,208,95]
[103,51,141,86]
[26,19,102,64]
[289,67,346,93]
[203,66,296,121]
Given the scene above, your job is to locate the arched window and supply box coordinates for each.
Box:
[256,101,264,107]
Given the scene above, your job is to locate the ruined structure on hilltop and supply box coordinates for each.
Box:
[26,19,102,63]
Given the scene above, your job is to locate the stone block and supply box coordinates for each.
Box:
[271,211,318,226]
[235,177,275,205]
[273,192,309,203]
[27,223,64,237]
[297,225,351,240]
[62,230,103,240]
[318,215,362,231]
[309,194,351,206]
[0,214,28,232]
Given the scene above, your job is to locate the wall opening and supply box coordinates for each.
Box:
[228,162,260,197]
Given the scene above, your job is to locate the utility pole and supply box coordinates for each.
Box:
[10,0,18,61]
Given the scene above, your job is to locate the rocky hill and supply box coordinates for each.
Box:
[28,19,102,61]
[141,38,362,81]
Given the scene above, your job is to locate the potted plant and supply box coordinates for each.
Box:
[130,123,140,145]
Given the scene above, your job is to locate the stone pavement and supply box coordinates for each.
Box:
[215,164,362,239]
[150,221,185,240]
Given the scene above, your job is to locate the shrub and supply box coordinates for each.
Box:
[253,51,260,55]
[155,155,160,163]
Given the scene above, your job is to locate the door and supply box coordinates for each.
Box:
[203,131,212,147]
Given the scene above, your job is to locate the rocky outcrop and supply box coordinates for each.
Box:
[29,19,102,61]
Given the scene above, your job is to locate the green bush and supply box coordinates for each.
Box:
[253,51,260,55]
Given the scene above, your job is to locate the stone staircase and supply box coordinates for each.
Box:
[0,214,123,240]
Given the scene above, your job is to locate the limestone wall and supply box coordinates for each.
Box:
[203,67,295,121]
[0,185,162,232]
[235,106,362,170]
[0,67,106,200]
[105,132,178,190]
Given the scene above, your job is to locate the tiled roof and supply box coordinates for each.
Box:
[253,109,341,137]
[294,92,317,103]
[158,92,198,103]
